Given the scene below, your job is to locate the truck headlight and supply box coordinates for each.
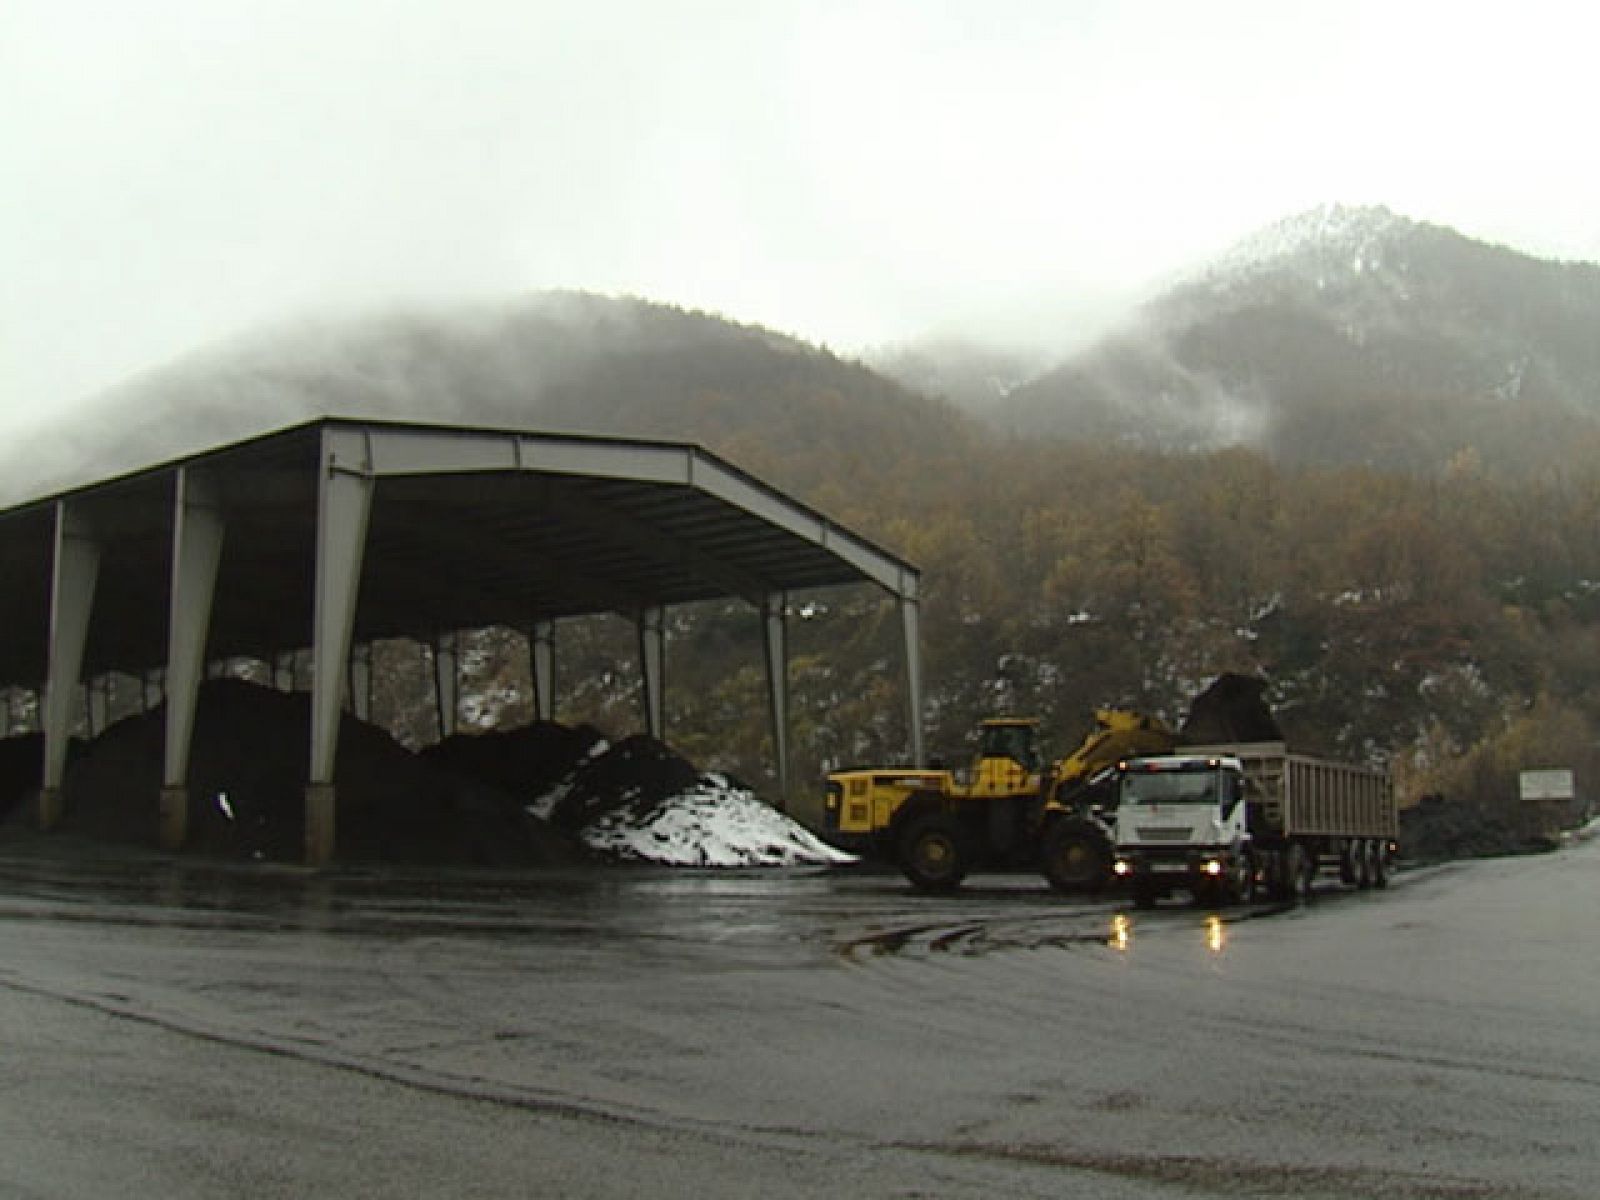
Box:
[1112,859,1132,877]
[1201,858,1223,876]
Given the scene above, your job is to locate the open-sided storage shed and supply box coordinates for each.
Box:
[0,418,923,862]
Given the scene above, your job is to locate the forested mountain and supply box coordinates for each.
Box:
[0,293,977,510]
[989,206,1600,476]
[8,284,1598,827]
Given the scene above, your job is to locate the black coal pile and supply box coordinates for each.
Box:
[0,733,46,822]
[1180,673,1284,745]
[1400,793,1558,862]
[54,679,581,865]
[422,721,606,801]
[534,734,705,833]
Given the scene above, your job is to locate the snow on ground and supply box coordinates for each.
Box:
[571,774,856,868]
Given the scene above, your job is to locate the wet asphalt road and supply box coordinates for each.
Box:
[1,833,1597,1199]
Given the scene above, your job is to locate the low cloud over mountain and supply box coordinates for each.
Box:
[981,206,1600,475]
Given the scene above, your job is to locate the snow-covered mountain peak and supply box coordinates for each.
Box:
[1197,204,1417,292]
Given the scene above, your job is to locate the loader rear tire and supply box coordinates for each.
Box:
[899,813,970,892]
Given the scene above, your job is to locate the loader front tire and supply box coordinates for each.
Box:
[1040,818,1111,894]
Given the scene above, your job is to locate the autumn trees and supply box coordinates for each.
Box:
[569,432,1600,815]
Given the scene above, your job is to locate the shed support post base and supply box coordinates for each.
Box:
[304,784,336,866]
[37,787,64,832]
[159,786,189,851]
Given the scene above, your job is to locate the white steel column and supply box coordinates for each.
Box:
[900,595,925,766]
[306,428,374,866]
[41,501,100,829]
[161,468,225,850]
[530,619,555,722]
[434,633,459,739]
[763,593,790,808]
[638,605,665,741]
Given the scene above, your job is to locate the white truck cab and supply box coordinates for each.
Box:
[1111,754,1254,907]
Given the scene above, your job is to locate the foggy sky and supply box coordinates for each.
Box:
[4,0,1597,435]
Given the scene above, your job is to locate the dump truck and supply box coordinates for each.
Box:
[1111,743,1397,908]
[822,710,1175,892]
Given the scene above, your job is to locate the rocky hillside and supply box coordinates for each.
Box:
[994,206,1600,475]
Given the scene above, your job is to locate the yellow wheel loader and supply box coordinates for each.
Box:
[822,710,1175,892]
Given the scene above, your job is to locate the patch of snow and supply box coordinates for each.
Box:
[1418,663,1490,700]
[1213,204,1406,278]
[525,780,571,822]
[581,774,856,867]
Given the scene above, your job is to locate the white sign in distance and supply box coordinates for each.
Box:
[1520,769,1575,802]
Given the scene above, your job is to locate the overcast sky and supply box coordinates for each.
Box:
[4,0,1597,432]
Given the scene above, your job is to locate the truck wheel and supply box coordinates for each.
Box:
[1040,818,1110,893]
[899,814,970,892]
[1227,851,1256,905]
[1265,849,1296,902]
[1287,844,1315,905]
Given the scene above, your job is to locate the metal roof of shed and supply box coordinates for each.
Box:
[0,417,920,685]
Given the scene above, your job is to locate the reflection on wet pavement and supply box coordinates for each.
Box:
[0,836,1281,968]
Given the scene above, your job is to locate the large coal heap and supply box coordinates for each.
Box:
[48,679,582,866]
[422,721,606,802]
[541,734,706,832]
[0,733,45,821]
[1180,673,1284,745]
[3,680,786,868]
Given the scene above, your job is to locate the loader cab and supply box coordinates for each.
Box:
[969,718,1043,798]
[977,719,1041,772]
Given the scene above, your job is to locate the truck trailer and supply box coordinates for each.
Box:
[1112,742,1397,907]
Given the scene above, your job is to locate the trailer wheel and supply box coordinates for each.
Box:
[1354,839,1372,889]
[1040,818,1110,893]
[1338,841,1359,886]
[899,813,970,892]
[1369,840,1389,889]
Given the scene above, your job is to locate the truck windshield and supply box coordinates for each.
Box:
[1121,770,1222,806]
